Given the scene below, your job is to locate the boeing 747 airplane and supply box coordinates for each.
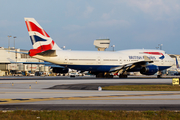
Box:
[24,18,174,78]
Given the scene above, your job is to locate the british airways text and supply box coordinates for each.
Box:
[129,56,156,60]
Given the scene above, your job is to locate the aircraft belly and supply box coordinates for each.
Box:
[66,65,118,72]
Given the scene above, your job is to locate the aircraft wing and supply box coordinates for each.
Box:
[109,56,153,74]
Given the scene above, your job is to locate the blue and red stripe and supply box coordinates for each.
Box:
[144,52,165,60]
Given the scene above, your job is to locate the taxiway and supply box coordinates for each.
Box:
[0,76,180,110]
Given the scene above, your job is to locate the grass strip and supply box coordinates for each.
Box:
[0,110,180,120]
[102,85,180,91]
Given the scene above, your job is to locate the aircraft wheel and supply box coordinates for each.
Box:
[124,75,127,78]
[119,74,123,78]
[96,73,113,78]
[157,71,162,78]
[96,73,104,78]
[109,75,113,78]
[119,74,127,78]
[104,74,113,78]
[157,75,162,78]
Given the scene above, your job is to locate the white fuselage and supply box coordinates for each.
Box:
[32,49,174,73]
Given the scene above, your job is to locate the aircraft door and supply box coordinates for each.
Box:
[161,59,164,65]
[119,57,122,65]
[64,56,68,64]
[97,56,101,65]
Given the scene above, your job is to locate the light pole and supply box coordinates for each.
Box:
[8,35,12,51]
[156,47,159,49]
[13,36,17,62]
[61,46,65,50]
[111,45,115,51]
[158,44,163,50]
[13,36,16,49]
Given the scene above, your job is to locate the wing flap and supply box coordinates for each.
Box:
[37,50,57,57]
[109,56,153,73]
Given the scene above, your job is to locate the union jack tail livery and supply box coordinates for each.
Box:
[24,18,61,56]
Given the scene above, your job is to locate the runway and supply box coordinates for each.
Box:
[0,76,180,110]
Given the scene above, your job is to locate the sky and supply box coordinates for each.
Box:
[0,0,180,54]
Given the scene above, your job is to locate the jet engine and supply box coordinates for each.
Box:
[140,65,159,75]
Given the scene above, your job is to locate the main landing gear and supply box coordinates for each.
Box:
[95,72,128,78]
[157,71,162,78]
[119,74,127,78]
[96,73,113,78]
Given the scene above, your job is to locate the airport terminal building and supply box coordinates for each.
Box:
[0,47,49,76]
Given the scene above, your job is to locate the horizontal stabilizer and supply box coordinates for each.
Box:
[7,50,28,55]
[37,50,57,57]
[29,49,57,57]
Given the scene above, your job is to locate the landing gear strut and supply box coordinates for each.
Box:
[119,74,127,78]
[157,75,161,78]
[96,73,113,78]
[157,71,162,78]
[96,73,104,78]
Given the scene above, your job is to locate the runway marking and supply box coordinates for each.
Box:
[0,81,39,84]
[1,91,180,94]
[1,92,180,104]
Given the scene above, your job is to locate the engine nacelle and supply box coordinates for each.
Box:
[52,67,68,73]
[140,65,159,75]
